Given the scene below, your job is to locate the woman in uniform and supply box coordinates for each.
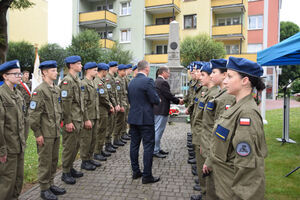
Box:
[0,60,26,200]
[210,57,267,200]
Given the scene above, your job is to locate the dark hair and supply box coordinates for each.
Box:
[216,68,227,73]
[238,72,266,92]
[157,66,169,76]
[23,70,30,74]
[66,63,71,69]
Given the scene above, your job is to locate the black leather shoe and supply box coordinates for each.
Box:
[188,147,194,152]
[132,171,143,179]
[81,161,96,171]
[122,135,131,140]
[70,168,83,178]
[61,173,76,184]
[142,176,160,184]
[192,165,197,171]
[114,140,124,146]
[153,153,166,158]
[89,160,101,167]
[189,155,195,160]
[193,184,201,191]
[188,158,196,164]
[192,168,198,176]
[101,150,111,157]
[190,194,202,200]
[50,185,66,195]
[120,138,127,144]
[105,145,116,153]
[187,143,193,148]
[187,132,192,136]
[94,154,107,161]
[41,189,57,200]
[110,143,118,149]
[159,150,169,155]
[189,151,195,157]
[195,178,199,184]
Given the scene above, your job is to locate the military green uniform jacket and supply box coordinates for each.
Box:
[211,94,267,200]
[82,77,99,121]
[192,85,219,145]
[106,72,119,107]
[187,80,201,114]
[184,79,197,106]
[94,76,111,115]
[29,82,62,138]
[59,73,84,124]
[115,75,127,108]
[16,80,31,109]
[0,83,26,157]
[191,85,207,128]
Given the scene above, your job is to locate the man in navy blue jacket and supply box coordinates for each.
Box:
[128,60,161,184]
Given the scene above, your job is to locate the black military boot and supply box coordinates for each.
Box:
[188,158,196,164]
[193,184,201,191]
[61,173,76,184]
[41,189,57,200]
[114,140,124,146]
[101,150,111,157]
[81,161,96,171]
[50,185,66,195]
[105,143,116,153]
[70,168,83,178]
[110,143,118,149]
[89,160,101,167]
[190,194,202,200]
[121,134,131,140]
[94,154,107,161]
[120,138,127,144]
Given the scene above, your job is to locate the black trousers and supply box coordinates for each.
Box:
[129,124,155,178]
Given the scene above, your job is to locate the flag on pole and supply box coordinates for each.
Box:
[31,47,42,93]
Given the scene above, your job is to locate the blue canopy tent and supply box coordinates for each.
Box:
[257,32,300,144]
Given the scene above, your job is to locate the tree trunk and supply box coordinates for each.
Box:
[0,0,14,64]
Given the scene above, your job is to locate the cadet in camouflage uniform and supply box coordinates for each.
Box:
[105,61,121,150]
[80,62,101,171]
[59,56,84,185]
[16,70,31,141]
[210,57,267,200]
[29,61,66,200]
[0,60,26,200]
[113,64,128,145]
[94,63,114,159]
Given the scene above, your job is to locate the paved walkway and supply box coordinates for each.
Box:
[20,123,196,200]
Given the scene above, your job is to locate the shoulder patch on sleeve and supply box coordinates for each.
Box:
[63,81,68,85]
[206,101,215,111]
[61,90,68,98]
[29,101,37,110]
[236,142,251,157]
[116,85,121,90]
[81,86,85,91]
[198,102,205,109]
[107,84,111,89]
[225,104,231,110]
[99,89,105,94]
[33,91,38,96]
[194,98,198,103]
[214,124,230,141]
[240,118,251,126]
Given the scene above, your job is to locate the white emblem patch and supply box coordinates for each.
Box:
[116,86,121,90]
[61,90,68,97]
[30,101,37,110]
[107,84,111,89]
[236,142,251,157]
[99,89,105,94]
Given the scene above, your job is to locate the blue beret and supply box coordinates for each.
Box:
[227,57,263,77]
[118,64,126,70]
[201,62,212,74]
[108,61,118,67]
[195,62,204,70]
[65,56,81,64]
[210,59,227,69]
[39,60,57,69]
[0,60,20,72]
[98,63,109,70]
[132,65,137,71]
[84,62,98,70]
[125,64,132,69]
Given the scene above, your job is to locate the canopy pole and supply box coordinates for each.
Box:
[261,67,267,124]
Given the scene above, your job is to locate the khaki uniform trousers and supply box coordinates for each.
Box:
[80,119,98,161]
[95,113,108,154]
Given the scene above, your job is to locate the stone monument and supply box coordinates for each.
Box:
[167,20,186,95]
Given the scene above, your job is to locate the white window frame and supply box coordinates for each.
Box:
[98,31,113,39]
[225,45,240,54]
[217,16,241,26]
[120,1,131,16]
[120,29,131,43]
[248,15,263,30]
[156,45,168,54]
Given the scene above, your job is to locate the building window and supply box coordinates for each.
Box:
[184,14,197,29]
[156,45,168,54]
[247,44,263,53]
[120,1,131,16]
[120,29,131,42]
[96,4,113,12]
[156,17,172,25]
[217,17,241,26]
[226,45,239,54]
[248,15,263,30]
[98,31,113,39]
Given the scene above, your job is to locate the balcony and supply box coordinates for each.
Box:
[99,39,115,49]
[225,53,257,62]
[211,0,245,14]
[145,0,180,14]
[145,24,169,40]
[145,54,168,64]
[212,24,245,40]
[79,10,117,28]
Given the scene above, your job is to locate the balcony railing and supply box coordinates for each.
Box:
[145,54,168,64]
[212,24,245,38]
[145,24,170,38]
[79,10,117,27]
[225,53,257,62]
[145,0,180,10]
[211,0,244,7]
[99,39,115,49]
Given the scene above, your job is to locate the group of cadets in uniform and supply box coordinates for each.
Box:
[0,56,137,200]
[185,57,267,200]
[0,55,268,200]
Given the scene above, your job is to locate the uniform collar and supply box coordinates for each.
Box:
[222,94,253,118]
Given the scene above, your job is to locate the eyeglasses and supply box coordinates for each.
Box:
[5,73,23,77]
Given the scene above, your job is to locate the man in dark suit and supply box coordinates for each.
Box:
[153,66,183,158]
[128,60,161,184]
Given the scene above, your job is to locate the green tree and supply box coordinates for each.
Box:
[101,42,133,64]
[6,41,35,72]
[67,29,103,65]
[39,43,67,71]
[0,0,34,64]
[180,33,226,66]
[278,22,300,89]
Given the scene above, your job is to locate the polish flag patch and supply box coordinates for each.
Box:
[98,83,103,86]
[33,92,37,95]
[63,81,68,85]
[240,118,251,126]
[225,105,230,110]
